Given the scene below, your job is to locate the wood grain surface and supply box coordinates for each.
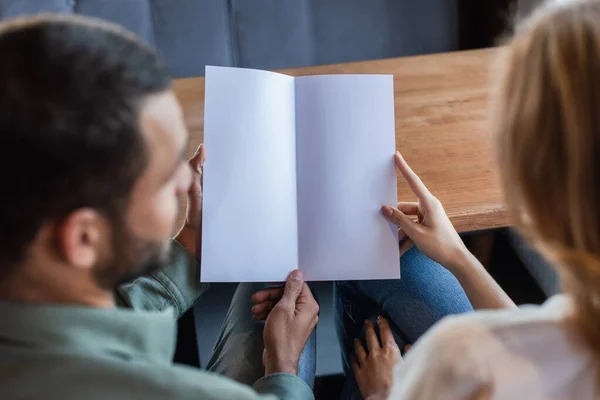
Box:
[173,48,508,233]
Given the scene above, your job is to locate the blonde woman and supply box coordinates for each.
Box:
[347,0,600,399]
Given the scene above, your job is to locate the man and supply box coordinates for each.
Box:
[0,15,318,400]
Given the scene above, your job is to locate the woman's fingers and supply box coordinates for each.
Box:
[364,320,380,351]
[251,287,284,305]
[398,228,407,242]
[397,202,419,215]
[354,339,367,366]
[399,238,415,256]
[350,354,361,374]
[396,204,419,247]
[395,152,433,203]
[382,206,422,238]
[377,316,397,349]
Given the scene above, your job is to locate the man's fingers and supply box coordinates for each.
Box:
[395,152,432,202]
[184,144,206,231]
[364,320,380,351]
[199,145,206,187]
[397,202,419,215]
[251,301,274,316]
[354,339,367,365]
[252,311,270,321]
[188,144,206,193]
[251,287,284,305]
[399,239,415,256]
[190,144,206,174]
[280,270,305,305]
[186,144,205,202]
[377,316,397,348]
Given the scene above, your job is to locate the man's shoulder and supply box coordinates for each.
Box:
[0,351,262,400]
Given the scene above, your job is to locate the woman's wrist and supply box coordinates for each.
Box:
[445,242,516,310]
[446,246,481,276]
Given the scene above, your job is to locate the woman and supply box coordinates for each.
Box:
[333,181,514,400]
[352,0,600,398]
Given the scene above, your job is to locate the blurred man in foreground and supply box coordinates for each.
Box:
[0,15,318,400]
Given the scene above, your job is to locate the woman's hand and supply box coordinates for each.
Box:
[384,152,516,310]
[174,144,205,258]
[382,152,469,271]
[352,317,402,400]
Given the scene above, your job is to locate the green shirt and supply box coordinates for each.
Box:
[0,241,314,400]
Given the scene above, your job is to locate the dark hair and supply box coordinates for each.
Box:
[0,15,171,276]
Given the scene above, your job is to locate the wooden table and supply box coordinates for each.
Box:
[174,48,507,233]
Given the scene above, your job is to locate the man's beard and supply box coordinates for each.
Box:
[93,219,170,290]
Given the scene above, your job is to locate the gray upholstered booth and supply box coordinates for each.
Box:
[0,0,460,77]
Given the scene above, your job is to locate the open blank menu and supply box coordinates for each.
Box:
[201,66,399,282]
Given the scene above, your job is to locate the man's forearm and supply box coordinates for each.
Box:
[253,373,314,400]
[448,250,517,310]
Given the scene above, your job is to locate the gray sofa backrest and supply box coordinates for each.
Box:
[0,0,458,78]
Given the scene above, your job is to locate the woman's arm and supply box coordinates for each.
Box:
[447,247,516,310]
[382,152,516,310]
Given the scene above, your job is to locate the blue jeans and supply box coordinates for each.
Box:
[335,247,474,399]
[205,282,316,389]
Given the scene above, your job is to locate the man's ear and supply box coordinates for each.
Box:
[54,209,107,270]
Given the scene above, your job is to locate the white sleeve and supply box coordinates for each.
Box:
[389,317,493,400]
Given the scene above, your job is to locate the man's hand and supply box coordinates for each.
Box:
[262,270,319,375]
[352,317,402,400]
[381,152,469,271]
[174,144,205,258]
[251,285,284,320]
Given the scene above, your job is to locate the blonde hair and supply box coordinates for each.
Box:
[493,0,600,364]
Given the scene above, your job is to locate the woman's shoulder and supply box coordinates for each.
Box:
[390,295,587,399]
[415,294,574,364]
[433,294,572,339]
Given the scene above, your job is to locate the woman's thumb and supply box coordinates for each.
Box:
[382,205,418,236]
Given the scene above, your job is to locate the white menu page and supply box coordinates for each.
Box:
[201,66,399,282]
